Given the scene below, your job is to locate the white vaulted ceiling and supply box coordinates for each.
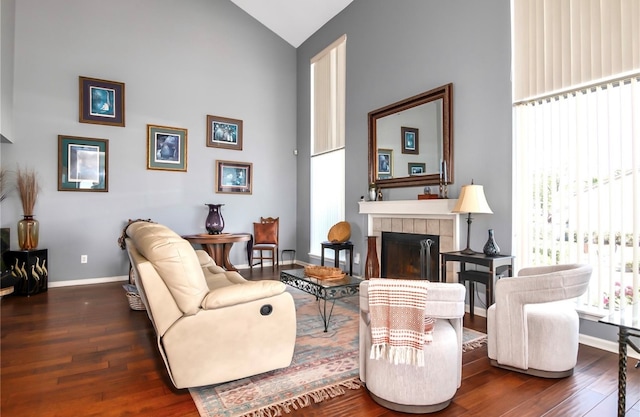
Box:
[230,0,354,47]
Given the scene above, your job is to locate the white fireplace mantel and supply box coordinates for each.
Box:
[358,199,460,243]
[358,199,459,218]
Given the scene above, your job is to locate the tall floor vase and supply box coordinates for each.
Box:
[364,236,380,279]
[17,215,39,250]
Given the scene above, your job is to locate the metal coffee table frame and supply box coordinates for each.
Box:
[599,308,640,417]
[280,269,362,332]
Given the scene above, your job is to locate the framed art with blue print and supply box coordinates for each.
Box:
[215,160,252,194]
[206,115,243,150]
[147,124,188,172]
[377,148,393,178]
[79,76,125,127]
[408,162,426,175]
[401,126,419,154]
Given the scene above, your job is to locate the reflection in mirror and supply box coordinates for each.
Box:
[368,83,452,189]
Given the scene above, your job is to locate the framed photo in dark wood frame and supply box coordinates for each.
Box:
[58,135,109,192]
[206,115,243,150]
[147,124,188,172]
[401,126,419,154]
[215,160,252,194]
[79,76,125,127]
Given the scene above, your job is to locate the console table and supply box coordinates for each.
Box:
[441,251,514,318]
[182,233,252,271]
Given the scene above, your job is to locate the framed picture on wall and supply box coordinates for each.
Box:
[377,148,393,178]
[58,135,109,192]
[215,160,252,194]
[79,76,125,127]
[206,115,243,150]
[147,124,188,172]
[401,126,419,154]
[408,162,426,176]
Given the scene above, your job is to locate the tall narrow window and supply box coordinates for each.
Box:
[310,35,346,258]
[512,0,640,315]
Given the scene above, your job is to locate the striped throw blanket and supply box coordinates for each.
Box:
[368,278,434,367]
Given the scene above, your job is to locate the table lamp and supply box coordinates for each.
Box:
[452,182,493,255]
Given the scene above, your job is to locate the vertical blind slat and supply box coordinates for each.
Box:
[513,0,640,102]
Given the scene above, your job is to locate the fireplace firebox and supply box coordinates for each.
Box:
[381,232,440,281]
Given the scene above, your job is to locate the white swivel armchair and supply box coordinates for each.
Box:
[359,280,466,413]
[487,263,592,378]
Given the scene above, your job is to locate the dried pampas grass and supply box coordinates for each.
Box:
[16,167,39,216]
[0,168,9,202]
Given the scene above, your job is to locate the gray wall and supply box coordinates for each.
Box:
[1,0,16,143]
[1,0,297,282]
[296,0,513,274]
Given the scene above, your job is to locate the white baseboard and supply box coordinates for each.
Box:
[580,334,640,360]
[48,275,128,288]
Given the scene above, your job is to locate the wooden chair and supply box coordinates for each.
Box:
[251,217,279,270]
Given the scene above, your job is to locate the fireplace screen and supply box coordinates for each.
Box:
[381,232,440,281]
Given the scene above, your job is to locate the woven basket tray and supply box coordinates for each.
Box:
[123,283,146,311]
[126,292,146,311]
[304,265,346,280]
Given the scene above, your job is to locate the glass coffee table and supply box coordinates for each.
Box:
[280,268,362,332]
[599,307,640,417]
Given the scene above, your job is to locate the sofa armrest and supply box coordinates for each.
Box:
[202,280,287,309]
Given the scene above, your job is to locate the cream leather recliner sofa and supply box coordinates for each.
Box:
[124,221,296,389]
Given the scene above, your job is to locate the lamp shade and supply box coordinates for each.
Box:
[452,184,493,214]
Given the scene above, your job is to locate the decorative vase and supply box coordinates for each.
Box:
[368,187,377,201]
[483,229,500,256]
[17,215,39,250]
[205,204,225,234]
[365,236,380,279]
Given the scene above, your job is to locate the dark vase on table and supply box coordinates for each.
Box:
[205,204,225,234]
[483,229,500,256]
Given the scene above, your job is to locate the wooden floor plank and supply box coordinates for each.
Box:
[1,265,635,417]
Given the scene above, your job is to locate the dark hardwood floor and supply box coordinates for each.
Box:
[1,265,638,416]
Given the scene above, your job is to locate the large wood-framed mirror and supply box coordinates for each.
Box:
[368,83,453,188]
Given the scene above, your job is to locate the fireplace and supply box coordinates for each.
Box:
[358,199,461,282]
[381,232,440,281]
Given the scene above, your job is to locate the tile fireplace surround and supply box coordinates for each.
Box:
[358,199,461,282]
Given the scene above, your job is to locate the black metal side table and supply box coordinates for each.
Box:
[441,251,514,317]
[320,241,353,276]
[599,308,640,417]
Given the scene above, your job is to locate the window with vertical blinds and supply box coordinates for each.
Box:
[512,0,640,316]
[309,35,346,258]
